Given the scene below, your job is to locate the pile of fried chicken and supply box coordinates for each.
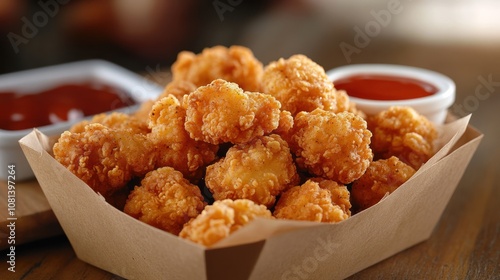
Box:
[53,46,437,247]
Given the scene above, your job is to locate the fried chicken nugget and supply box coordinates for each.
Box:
[53,123,156,197]
[148,95,218,180]
[351,156,416,212]
[134,80,197,122]
[172,45,263,91]
[124,167,206,235]
[160,79,197,102]
[205,134,299,207]
[290,109,373,184]
[179,199,273,247]
[274,179,351,223]
[274,110,294,136]
[183,79,281,145]
[70,112,150,135]
[334,89,367,119]
[261,54,354,116]
[368,106,437,170]
[309,177,352,215]
[133,100,155,123]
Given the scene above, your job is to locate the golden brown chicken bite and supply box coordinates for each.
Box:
[70,112,150,135]
[290,109,373,184]
[368,106,437,170]
[179,199,273,246]
[133,99,156,123]
[53,123,156,198]
[205,134,299,207]
[309,177,352,216]
[183,79,281,145]
[148,95,218,181]
[133,80,197,122]
[273,110,294,136]
[124,167,206,235]
[350,156,416,212]
[160,79,197,102]
[262,54,353,116]
[274,179,351,223]
[171,45,263,91]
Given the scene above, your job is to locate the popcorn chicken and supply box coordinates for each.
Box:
[179,199,273,247]
[205,134,299,207]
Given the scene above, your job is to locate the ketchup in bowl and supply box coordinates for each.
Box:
[333,74,438,101]
[0,83,135,131]
[327,64,456,124]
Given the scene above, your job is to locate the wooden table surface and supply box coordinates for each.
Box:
[1,41,499,280]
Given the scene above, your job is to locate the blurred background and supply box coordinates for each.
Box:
[0,0,499,127]
[1,0,500,71]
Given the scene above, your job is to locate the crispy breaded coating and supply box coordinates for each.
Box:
[205,134,299,207]
[124,167,206,235]
[273,110,295,151]
[309,177,352,216]
[172,45,263,91]
[148,95,218,180]
[160,79,197,102]
[179,199,273,246]
[334,89,367,119]
[290,109,373,184]
[70,112,150,135]
[368,106,437,170]
[53,123,156,197]
[273,110,294,136]
[262,54,354,116]
[133,100,156,123]
[274,179,351,223]
[133,80,197,122]
[183,79,281,145]
[351,156,416,212]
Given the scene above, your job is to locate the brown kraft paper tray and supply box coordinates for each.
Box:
[19,114,482,280]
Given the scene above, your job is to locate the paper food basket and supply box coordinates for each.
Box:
[19,114,482,280]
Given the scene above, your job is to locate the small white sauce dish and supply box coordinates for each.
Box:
[326,64,456,124]
[0,60,163,181]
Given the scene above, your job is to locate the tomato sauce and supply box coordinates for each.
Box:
[0,83,135,131]
[333,74,438,101]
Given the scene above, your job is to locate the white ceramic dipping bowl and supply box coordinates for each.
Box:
[0,60,163,181]
[326,64,455,124]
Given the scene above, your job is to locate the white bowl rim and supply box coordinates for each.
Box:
[326,63,456,112]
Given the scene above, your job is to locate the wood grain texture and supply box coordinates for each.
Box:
[1,41,499,280]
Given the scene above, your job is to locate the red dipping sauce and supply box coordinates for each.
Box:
[333,74,438,101]
[0,83,135,131]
